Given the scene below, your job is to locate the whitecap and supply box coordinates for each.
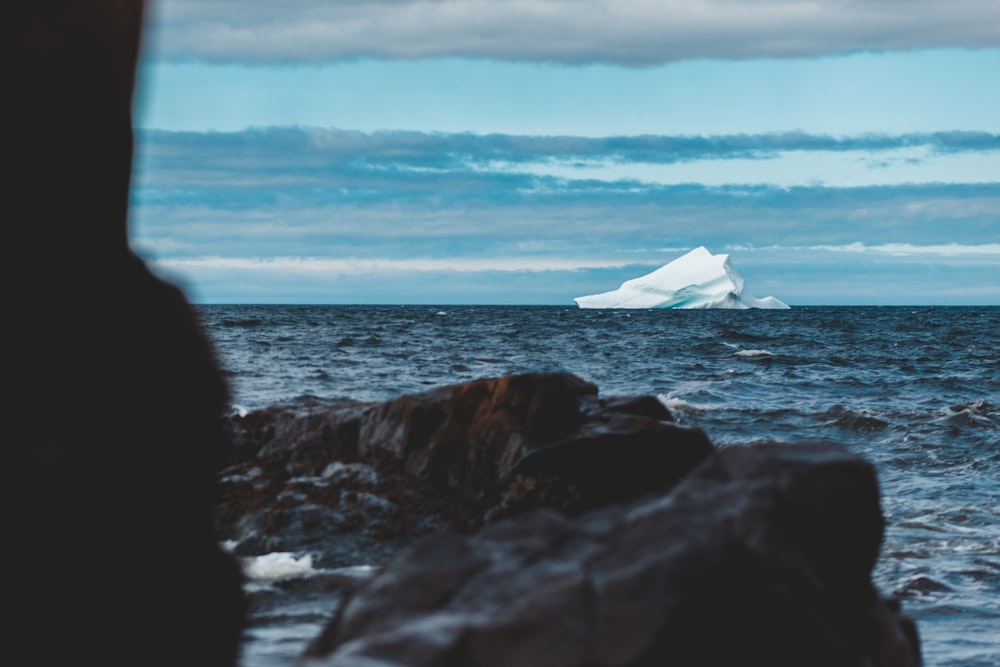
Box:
[656,394,716,415]
[734,349,773,357]
[933,402,996,428]
[243,552,315,581]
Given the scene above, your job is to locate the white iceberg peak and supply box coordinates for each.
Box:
[574,247,789,310]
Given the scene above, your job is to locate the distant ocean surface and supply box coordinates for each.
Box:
[197,304,1000,667]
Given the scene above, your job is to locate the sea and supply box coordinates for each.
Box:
[196,304,1000,667]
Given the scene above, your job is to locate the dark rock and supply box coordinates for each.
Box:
[353,372,601,495]
[217,373,714,556]
[599,394,676,421]
[349,371,714,512]
[8,2,246,664]
[222,399,373,470]
[506,409,711,514]
[299,442,921,667]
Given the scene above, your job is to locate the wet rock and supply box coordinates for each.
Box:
[225,399,373,472]
[299,442,921,667]
[217,373,714,556]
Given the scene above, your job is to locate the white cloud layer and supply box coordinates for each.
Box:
[154,255,637,275]
[153,242,1000,278]
[806,242,1000,256]
[145,0,1000,64]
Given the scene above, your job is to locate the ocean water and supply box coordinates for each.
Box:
[198,305,1000,667]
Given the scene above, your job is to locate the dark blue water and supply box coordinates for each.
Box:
[198,305,1000,666]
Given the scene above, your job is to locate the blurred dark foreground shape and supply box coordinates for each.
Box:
[3,2,924,665]
[6,1,248,664]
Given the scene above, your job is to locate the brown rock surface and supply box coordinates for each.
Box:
[217,372,715,557]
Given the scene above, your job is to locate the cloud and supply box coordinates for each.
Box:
[152,242,1000,277]
[153,255,637,274]
[131,182,1000,263]
[805,242,1000,256]
[134,127,1000,177]
[145,0,1000,65]
[128,124,1000,306]
[130,127,1000,263]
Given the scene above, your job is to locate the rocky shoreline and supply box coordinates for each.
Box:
[218,372,922,666]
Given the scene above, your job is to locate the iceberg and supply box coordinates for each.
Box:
[574,246,789,309]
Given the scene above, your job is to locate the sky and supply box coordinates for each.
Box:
[128,0,1000,305]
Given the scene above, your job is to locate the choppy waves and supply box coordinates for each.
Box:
[199,304,1000,666]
